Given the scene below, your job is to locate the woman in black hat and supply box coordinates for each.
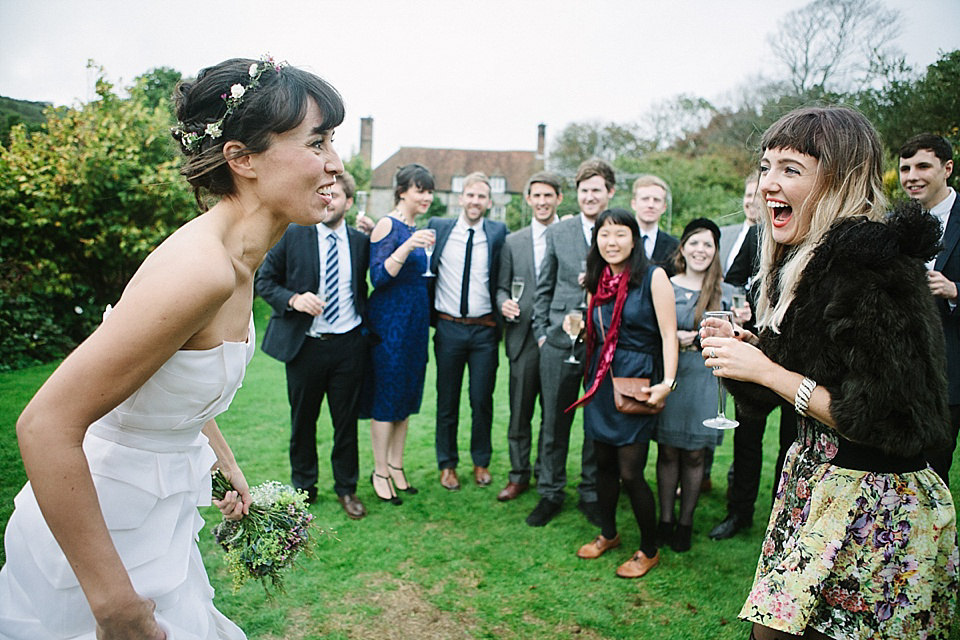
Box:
[655,217,734,552]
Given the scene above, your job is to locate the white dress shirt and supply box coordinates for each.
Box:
[435,217,491,318]
[640,229,660,259]
[532,217,555,280]
[580,213,595,247]
[308,222,361,335]
[725,221,754,274]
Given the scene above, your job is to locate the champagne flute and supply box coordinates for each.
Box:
[564,309,583,364]
[703,310,739,429]
[732,291,747,323]
[508,277,524,323]
[355,190,368,223]
[422,229,437,277]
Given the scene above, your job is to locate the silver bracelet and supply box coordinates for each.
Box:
[794,377,817,416]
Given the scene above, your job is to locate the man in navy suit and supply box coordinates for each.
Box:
[900,133,959,486]
[495,171,563,501]
[631,174,679,276]
[256,172,370,518]
[428,172,508,491]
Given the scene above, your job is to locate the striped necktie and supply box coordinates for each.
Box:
[323,234,339,325]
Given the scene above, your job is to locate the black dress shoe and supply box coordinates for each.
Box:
[525,498,563,527]
[708,513,752,540]
[299,486,318,505]
[577,498,602,528]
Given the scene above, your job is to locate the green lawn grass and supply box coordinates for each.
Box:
[1,297,958,639]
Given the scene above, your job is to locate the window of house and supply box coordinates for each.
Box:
[451,176,464,193]
[490,176,506,193]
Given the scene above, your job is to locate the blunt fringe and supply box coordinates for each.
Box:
[754,106,887,332]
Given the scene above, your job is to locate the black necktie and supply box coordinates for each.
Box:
[460,228,475,317]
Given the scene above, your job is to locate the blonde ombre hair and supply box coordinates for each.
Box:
[754,107,887,332]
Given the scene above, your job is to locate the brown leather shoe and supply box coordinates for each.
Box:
[616,550,659,578]
[337,494,367,520]
[577,533,621,559]
[440,468,460,491]
[496,481,529,502]
[474,466,492,487]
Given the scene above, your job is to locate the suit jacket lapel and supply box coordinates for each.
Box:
[306,225,321,292]
[432,219,454,272]
[936,198,960,272]
[346,228,361,298]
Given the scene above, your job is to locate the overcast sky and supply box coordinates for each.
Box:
[1,0,957,167]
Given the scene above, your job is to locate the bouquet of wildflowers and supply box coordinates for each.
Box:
[211,470,316,593]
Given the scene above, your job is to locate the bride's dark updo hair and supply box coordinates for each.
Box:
[172,57,345,209]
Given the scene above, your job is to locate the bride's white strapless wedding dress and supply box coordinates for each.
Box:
[0,313,255,640]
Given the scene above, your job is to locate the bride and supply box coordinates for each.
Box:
[0,57,345,639]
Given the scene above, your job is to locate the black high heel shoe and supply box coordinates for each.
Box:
[388,464,419,495]
[371,472,402,505]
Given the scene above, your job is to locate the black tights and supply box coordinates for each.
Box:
[594,440,657,557]
[656,445,704,526]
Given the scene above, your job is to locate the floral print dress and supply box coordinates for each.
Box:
[740,416,958,638]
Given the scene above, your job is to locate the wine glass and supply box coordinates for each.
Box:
[355,190,368,223]
[703,310,739,429]
[508,277,524,323]
[422,229,437,277]
[564,309,583,364]
[731,290,748,324]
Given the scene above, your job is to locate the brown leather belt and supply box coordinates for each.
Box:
[437,312,496,328]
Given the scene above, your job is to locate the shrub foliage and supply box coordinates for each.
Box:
[0,70,196,370]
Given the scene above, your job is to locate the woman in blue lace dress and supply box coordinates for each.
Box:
[366,164,436,503]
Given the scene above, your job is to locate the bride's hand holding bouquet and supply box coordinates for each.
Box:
[211,469,316,593]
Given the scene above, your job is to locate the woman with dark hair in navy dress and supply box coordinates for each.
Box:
[365,164,436,504]
[569,208,678,580]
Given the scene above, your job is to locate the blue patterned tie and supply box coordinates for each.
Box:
[323,234,339,325]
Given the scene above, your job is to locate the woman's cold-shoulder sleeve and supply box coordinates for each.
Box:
[370,220,402,289]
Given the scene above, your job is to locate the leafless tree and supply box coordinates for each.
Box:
[769,0,901,94]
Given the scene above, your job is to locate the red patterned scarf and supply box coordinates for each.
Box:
[568,265,630,410]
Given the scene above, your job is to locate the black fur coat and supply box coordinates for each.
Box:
[727,201,950,457]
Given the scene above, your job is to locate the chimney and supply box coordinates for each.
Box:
[536,123,546,159]
[360,117,373,166]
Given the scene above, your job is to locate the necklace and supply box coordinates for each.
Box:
[390,209,416,228]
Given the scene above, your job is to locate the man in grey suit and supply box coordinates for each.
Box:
[527,158,615,526]
[495,171,563,502]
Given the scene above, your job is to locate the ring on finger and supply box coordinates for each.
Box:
[710,348,717,358]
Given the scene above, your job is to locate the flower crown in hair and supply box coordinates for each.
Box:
[174,54,287,153]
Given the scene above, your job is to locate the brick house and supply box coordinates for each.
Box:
[366,123,546,221]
